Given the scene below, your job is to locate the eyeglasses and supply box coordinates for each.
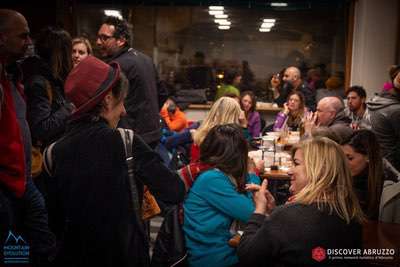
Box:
[97,34,115,43]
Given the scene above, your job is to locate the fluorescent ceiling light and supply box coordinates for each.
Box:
[215,19,230,23]
[271,2,288,7]
[209,10,224,15]
[261,22,275,28]
[215,20,231,26]
[263,19,276,23]
[259,28,271,32]
[104,10,122,19]
[218,25,230,30]
[209,6,224,10]
[214,14,228,19]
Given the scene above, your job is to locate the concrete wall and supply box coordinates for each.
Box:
[351,0,399,97]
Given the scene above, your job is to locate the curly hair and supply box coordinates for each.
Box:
[103,16,130,43]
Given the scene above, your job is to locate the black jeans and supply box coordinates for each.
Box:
[20,178,57,265]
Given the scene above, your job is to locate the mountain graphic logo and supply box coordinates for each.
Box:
[3,231,30,264]
[5,231,26,244]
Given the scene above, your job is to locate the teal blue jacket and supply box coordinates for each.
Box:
[183,169,260,267]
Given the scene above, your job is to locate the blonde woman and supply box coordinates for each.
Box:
[191,96,242,162]
[238,137,364,266]
[72,37,92,67]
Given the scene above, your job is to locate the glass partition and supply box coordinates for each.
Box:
[75,1,348,103]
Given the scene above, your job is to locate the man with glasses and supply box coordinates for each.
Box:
[304,96,353,142]
[97,16,166,148]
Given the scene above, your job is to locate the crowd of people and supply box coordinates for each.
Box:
[0,8,399,267]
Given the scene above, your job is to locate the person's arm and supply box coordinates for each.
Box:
[133,133,185,204]
[273,112,288,131]
[248,112,261,137]
[237,178,280,266]
[160,107,188,132]
[26,76,71,143]
[195,171,257,222]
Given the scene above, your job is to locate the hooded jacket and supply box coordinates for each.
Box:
[328,109,353,142]
[367,92,400,171]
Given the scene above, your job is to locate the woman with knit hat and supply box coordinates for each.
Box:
[46,55,185,267]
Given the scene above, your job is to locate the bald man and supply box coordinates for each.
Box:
[0,9,56,264]
[305,96,353,142]
[274,66,316,111]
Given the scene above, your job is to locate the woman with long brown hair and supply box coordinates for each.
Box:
[341,129,398,219]
[184,124,260,267]
[23,26,74,149]
[273,91,306,131]
[238,137,364,266]
[240,90,261,138]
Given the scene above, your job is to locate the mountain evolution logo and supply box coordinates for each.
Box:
[3,230,30,265]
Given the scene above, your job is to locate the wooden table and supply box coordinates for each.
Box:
[261,169,291,205]
[262,169,290,180]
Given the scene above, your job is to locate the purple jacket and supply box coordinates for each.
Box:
[248,111,261,138]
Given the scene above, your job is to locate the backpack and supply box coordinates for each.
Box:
[151,204,188,267]
[150,162,213,267]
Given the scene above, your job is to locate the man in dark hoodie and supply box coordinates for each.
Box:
[367,65,400,171]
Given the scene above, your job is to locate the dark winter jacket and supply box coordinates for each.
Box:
[22,56,72,147]
[51,118,185,267]
[238,203,362,267]
[328,110,353,143]
[367,92,400,171]
[106,47,165,145]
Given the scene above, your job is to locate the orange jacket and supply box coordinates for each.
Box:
[160,106,189,132]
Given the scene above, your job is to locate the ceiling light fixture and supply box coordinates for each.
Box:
[214,19,229,23]
[216,20,231,26]
[218,25,230,30]
[214,14,228,19]
[209,6,224,10]
[104,10,123,19]
[270,2,288,7]
[261,22,275,28]
[209,10,224,15]
[263,19,276,23]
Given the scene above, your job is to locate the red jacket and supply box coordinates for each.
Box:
[0,61,26,197]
